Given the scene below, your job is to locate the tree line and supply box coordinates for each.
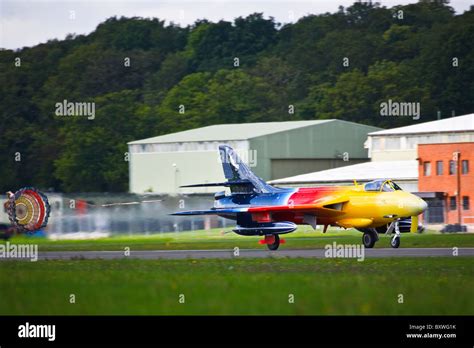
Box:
[0,1,473,192]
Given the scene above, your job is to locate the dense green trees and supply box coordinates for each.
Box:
[1,2,473,192]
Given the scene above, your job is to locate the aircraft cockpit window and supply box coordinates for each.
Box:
[364,179,402,192]
[391,181,403,191]
[364,180,383,192]
[382,182,394,192]
[382,180,403,192]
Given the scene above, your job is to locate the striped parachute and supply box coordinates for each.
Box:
[6,187,51,232]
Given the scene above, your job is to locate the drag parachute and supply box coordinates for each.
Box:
[6,187,51,232]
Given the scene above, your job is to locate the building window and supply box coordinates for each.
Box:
[449,196,457,210]
[372,138,381,151]
[385,137,400,150]
[463,196,470,210]
[449,160,456,175]
[427,134,442,143]
[406,137,418,149]
[423,162,431,176]
[462,160,469,174]
[436,161,443,175]
[448,134,461,142]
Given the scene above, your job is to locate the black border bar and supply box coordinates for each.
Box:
[0,315,472,346]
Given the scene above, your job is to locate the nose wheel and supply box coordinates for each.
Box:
[390,235,400,248]
[389,220,401,248]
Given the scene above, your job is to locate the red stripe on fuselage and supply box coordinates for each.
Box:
[287,187,342,205]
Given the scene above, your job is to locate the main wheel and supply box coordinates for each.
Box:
[390,236,400,248]
[267,234,280,251]
[362,231,377,248]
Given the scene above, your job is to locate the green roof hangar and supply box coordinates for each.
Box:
[127,120,382,194]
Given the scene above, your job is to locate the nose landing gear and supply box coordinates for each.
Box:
[390,235,400,248]
[389,220,401,248]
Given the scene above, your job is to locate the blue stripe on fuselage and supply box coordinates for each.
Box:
[214,188,296,209]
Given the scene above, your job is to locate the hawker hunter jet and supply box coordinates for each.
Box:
[172,145,427,250]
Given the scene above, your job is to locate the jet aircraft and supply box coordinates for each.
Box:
[172,145,427,250]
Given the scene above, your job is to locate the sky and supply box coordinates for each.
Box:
[0,0,472,50]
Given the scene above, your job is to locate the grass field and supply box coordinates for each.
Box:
[1,257,473,315]
[5,227,474,251]
[2,228,473,315]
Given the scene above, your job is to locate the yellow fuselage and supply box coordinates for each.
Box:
[331,187,426,228]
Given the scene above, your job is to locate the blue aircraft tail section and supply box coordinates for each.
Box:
[179,145,278,194]
[218,145,275,194]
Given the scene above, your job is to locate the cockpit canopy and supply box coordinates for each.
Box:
[364,179,403,192]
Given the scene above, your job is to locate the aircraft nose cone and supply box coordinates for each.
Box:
[413,198,427,215]
[420,199,428,212]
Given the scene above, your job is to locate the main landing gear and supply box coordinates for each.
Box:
[259,234,284,250]
[360,220,402,249]
[362,229,378,248]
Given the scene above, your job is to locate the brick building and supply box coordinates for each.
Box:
[418,142,474,225]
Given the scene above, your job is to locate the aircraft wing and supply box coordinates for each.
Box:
[171,196,348,218]
[246,194,349,216]
[247,204,345,217]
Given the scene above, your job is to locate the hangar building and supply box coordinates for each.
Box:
[128,120,381,194]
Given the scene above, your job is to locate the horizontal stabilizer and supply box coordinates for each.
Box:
[170,207,248,216]
[180,180,253,188]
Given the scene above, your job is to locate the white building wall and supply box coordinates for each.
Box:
[129,141,250,194]
[368,132,474,161]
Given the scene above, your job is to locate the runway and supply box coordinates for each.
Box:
[12,247,474,260]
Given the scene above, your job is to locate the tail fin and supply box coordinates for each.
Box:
[218,145,275,193]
